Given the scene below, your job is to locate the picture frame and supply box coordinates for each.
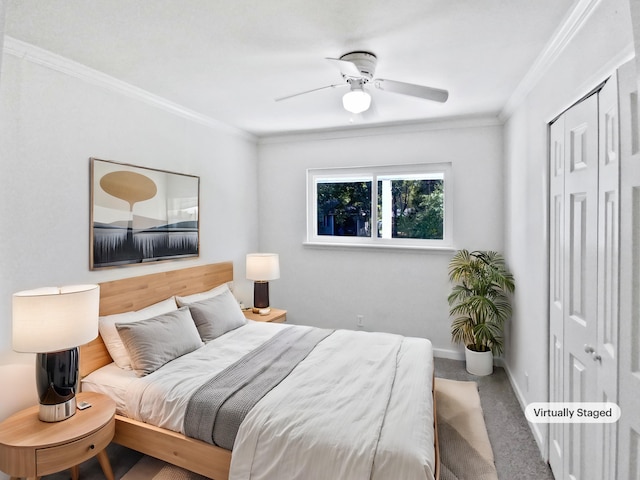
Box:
[90,158,200,269]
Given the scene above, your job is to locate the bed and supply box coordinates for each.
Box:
[79,262,440,480]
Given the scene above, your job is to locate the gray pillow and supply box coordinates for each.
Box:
[187,289,248,342]
[116,306,203,377]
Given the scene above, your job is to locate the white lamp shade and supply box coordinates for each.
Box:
[13,284,100,353]
[246,253,280,281]
[342,89,371,114]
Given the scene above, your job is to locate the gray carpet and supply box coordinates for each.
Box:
[43,358,554,480]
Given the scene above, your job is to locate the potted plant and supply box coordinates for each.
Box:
[447,249,515,375]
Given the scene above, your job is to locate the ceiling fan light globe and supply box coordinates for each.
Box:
[342,90,371,114]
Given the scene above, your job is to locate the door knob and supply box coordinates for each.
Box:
[584,344,602,362]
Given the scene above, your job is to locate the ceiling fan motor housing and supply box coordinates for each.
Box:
[275,50,447,105]
[339,51,377,81]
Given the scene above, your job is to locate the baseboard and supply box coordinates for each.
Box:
[433,348,465,361]
[502,362,548,462]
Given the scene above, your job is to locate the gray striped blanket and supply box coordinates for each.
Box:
[184,326,333,450]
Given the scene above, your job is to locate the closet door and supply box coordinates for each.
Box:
[617,59,640,480]
[561,92,600,480]
[595,73,619,480]
[549,91,602,480]
[548,115,565,477]
[549,77,622,479]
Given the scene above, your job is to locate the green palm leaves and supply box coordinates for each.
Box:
[448,250,515,355]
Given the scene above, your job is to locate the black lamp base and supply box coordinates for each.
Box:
[253,281,270,309]
[36,348,79,422]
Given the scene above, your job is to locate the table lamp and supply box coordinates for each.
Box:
[12,284,100,422]
[246,253,280,314]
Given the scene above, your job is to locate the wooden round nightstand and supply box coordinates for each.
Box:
[0,391,115,480]
[243,307,287,323]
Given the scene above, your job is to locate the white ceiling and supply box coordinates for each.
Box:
[4,0,576,137]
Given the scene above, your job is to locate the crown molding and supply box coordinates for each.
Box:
[500,0,603,121]
[542,41,635,124]
[3,36,255,141]
[258,114,503,145]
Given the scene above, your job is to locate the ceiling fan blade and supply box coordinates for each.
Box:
[325,57,362,78]
[275,84,346,102]
[373,78,449,103]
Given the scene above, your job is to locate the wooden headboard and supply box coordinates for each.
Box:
[79,262,233,377]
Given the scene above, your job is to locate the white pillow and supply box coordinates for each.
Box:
[98,297,178,369]
[175,283,231,307]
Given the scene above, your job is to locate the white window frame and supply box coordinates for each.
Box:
[306,163,453,250]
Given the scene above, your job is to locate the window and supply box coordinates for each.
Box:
[307,163,452,248]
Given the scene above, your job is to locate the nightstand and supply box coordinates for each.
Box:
[243,308,287,323]
[0,392,115,480]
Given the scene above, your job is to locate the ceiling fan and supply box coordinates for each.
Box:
[275,51,449,114]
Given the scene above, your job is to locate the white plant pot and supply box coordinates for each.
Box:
[465,346,494,376]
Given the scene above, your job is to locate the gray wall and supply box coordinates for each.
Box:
[0,43,260,443]
[257,120,504,355]
[503,0,633,454]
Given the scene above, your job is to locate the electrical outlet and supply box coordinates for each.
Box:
[356,315,364,328]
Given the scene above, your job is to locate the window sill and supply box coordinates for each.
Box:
[303,241,457,253]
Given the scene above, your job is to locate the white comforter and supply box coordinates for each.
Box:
[88,321,435,480]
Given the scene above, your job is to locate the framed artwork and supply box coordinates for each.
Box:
[90,158,200,269]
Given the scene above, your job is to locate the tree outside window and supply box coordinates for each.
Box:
[317,181,372,237]
[377,178,443,240]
